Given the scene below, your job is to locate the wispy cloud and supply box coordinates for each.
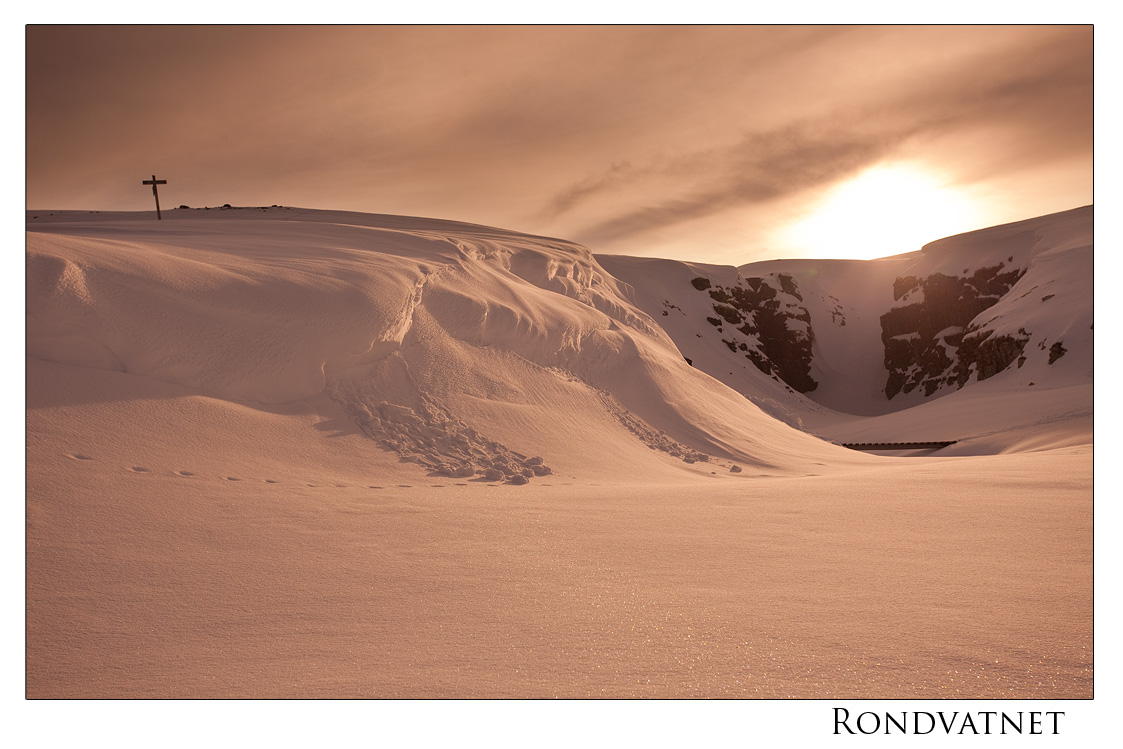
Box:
[26,25,1091,261]
[547,26,1092,249]
[565,123,900,245]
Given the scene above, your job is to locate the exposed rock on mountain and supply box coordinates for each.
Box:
[691,273,818,393]
[601,205,1092,422]
[880,262,1027,399]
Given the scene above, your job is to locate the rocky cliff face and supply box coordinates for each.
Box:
[880,262,1028,399]
[599,205,1091,417]
[689,272,818,393]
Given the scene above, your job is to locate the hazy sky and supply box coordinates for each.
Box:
[26,25,1092,264]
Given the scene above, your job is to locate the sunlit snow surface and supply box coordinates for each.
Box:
[26,207,1091,698]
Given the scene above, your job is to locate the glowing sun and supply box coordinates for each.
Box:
[780,164,982,260]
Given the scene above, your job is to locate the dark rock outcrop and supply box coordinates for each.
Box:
[881,263,1027,399]
[955,328,1030,385]
[692,273,817,393]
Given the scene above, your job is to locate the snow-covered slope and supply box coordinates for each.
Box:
[24,206,1093,700]
[600,206,1092,453]
[28,205,1091,472]
[27,207,866,482]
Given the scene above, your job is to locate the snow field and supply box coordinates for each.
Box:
[25,206,1092,698]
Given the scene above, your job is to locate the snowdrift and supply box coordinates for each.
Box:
[27,207,859,482]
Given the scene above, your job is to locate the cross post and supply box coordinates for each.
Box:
[142,174,167,219]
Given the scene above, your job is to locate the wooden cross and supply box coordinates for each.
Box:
[142,174,167,219]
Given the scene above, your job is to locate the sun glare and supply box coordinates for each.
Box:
[780,164,982,260]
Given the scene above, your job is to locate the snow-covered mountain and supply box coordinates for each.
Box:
[600,205,1092,453]
[27,205,1092,469]
[25,205,1093,700]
